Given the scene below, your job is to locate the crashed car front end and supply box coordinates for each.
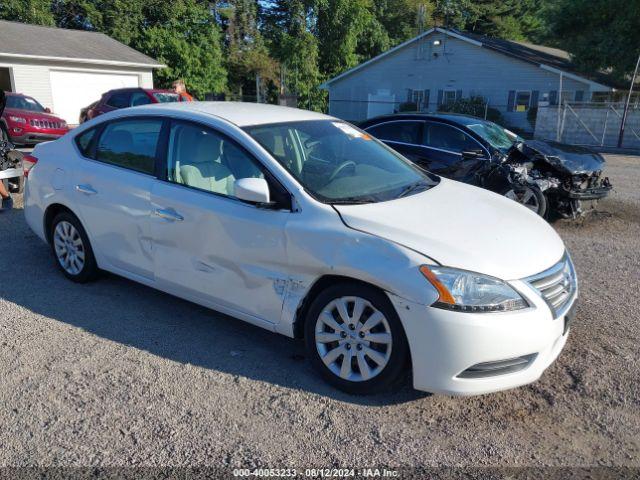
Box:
[514,140,613,218]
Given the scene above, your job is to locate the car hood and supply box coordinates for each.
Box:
[3,107,66,123]
[334,178,565,280]
[523,139,605,175]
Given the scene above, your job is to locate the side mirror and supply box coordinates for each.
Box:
[44,107,52,113]
[234,178,271,204]
[461,149,485,159]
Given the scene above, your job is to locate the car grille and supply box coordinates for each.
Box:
[526,254,577,317]
[30,119,63,129]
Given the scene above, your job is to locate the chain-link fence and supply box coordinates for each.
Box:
[534,102,640,149]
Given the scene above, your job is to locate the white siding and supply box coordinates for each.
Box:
[9,63,54,109]
[327,32,598,130]
[140,71,154,88]
[0,55,155,116]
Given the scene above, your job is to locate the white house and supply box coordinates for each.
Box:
[321,28,620,131]
[0,20,164,125]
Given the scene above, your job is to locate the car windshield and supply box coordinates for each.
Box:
[462,119,515,152]
[152,92,180,103]
[245,120,437,204]
[6,95,46,112]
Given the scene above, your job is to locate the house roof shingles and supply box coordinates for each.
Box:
[0,20,163,67]
[457,29,624,89]
[323,27,622,90]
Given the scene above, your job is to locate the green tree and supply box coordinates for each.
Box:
[550,0,640,83]
[138,1,227,98]
[51,0,227,98]
[316,0,376,78]
[263,0,324,109]
[219,0,279,99]
[0,0,55,25]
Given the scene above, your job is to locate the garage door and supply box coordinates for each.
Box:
[50,70,139,125]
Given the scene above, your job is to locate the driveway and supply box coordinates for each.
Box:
[0,155,638,471]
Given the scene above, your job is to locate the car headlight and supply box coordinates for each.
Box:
[9,116,27,124]
[420,265,529,312]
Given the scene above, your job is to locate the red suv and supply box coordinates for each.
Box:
[0,93,70,145]
[80,88,187,123]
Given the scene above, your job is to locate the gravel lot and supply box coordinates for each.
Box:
[0,154,638,472]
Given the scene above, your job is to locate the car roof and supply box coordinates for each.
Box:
[140,101,333,127]
[365,112,487,125]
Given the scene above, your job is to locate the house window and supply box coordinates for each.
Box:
[443,90,457,105]
[515,91,531,112]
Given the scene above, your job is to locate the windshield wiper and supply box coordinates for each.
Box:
[329,196,378,205]
[397,181,430,198]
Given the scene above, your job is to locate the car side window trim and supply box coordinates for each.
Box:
[366,119,491,158]
[158,118,294,211]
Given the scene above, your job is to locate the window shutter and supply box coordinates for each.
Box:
[575,90,584,102]
[507,90,516,112]
[531,90,539,107]
[423,89,430,111]
[456,89,462,100]
[437,89,443,108]
[549,90,557,105]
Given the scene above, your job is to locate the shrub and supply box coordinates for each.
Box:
[398,102,418,112]
[438,96,502,124]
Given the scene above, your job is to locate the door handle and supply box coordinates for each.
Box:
[153,208,184,222]
[76,184,98,195]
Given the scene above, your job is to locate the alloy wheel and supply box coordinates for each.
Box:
[53,220,86,275]
[505,187,541,213]
[314,296,393,382]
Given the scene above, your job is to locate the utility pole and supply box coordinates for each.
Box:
[556,71,563,141]
[617,52,640,148]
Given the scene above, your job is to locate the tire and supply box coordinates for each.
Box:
[0,124,9,143]
[50,212,99,283]
[304,283,409,394]
[502,185,547,217]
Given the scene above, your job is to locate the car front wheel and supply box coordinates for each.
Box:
[503,185,547,217]
[305,283,409,394]
[50,212,98,283]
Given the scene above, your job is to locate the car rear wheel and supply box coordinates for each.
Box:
[304,283,409,394]
[50,212,98,283]
[503,185,547,217]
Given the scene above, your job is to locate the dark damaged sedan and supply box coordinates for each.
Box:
[360,113,612,219]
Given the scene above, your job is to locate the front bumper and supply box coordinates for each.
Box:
[389,279,576,396]
[10,131,67,145]
[0,166,22,180]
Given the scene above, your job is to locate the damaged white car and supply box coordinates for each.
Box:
[24,102,577,396]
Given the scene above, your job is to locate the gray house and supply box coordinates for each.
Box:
[321,28,619,131]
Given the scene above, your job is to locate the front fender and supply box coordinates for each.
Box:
[276,205,439,337]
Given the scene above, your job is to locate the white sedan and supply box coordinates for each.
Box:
[24,102,577,396]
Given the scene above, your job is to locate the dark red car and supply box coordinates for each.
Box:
[80,88,187,123]
[0,93,70,145]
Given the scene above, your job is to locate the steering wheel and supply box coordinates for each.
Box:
[327,160,356,183]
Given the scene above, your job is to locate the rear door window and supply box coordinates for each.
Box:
[130,92,152,106]
[365,121,421,145]
[94,118,163,175]
[106,92,131,109]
